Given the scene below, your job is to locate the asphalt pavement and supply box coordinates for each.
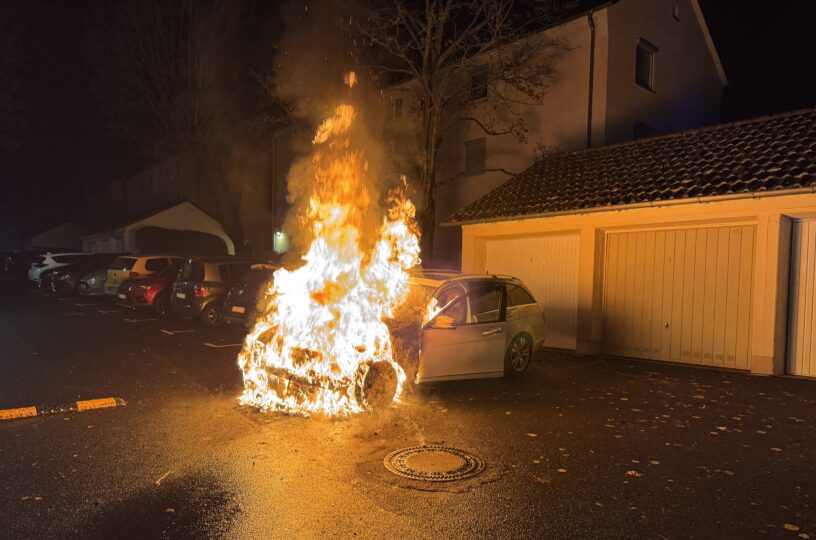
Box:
[1,275,815,539]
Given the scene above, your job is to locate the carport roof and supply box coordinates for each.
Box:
[443,107,816,226]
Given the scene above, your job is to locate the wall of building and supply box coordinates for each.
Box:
[604,0,724,144]
[431,13,607,266]
[459,191,816,375]
[122,202,235,255]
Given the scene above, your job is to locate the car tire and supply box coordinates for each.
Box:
[200,302,223,327]
[153,293,171,318]
[504,333,533,375]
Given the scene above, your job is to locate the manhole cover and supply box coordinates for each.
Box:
[383,446,485,482]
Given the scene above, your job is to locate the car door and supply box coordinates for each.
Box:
[418,282,507,381]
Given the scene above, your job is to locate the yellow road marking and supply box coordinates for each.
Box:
[76,397,119,411]
[0,406,38,420]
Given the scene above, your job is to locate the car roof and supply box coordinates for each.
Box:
[188,256,264,264]
[408,268,523,289]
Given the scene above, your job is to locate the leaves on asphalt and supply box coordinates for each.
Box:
[526,433,538,437]
[784,523,800,532]
[625,470,642,477]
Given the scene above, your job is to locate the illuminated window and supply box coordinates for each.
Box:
[464,138,486,176]
[635,38,658,91]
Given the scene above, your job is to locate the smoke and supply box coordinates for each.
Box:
[271,0,397,258]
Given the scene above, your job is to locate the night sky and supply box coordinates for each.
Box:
[1,0,815,244]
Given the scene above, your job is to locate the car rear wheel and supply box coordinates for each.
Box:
[153,293,171,318]
[504,333,532,375]
[200,302,223,327]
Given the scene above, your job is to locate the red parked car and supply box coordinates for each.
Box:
[116,260,183,317]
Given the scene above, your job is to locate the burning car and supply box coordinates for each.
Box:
[403,271,547,383]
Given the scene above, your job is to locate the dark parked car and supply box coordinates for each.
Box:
[222,264,278,327]
[41,253,120,295]
[170,257,262,326]
[4,249,48,276]
[116,260,183,317]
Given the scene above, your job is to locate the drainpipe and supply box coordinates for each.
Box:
[586,10,596,149]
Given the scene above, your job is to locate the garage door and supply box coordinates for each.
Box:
[603,226,755,368]
[787,220,816,377]
[485,234,579,349]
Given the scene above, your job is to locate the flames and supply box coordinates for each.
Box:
[238,73,421,416]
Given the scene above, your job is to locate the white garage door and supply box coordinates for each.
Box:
[603,225,755,368]
[485,234,579,349]
[787,220,816,377]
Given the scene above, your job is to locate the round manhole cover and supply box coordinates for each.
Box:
[383,446,485,482]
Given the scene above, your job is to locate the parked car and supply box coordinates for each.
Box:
[41,253,119,295]
[171,257,261,326]
[116,260,184,317]
[4,250,46,275]
[105,255,184,296]
[403,271,547,383]
[222,264,278,327]
[27,253,88,285]
[78,267,108,296]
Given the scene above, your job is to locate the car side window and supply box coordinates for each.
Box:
[468,287,502,324]
[145,258,169,272]
[438,295,468,326]
[507,284,536,306]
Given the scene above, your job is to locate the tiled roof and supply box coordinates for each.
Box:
[444,107,816,225]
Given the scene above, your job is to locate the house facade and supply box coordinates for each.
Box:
[445,107,816,378]
[386,0,725,265]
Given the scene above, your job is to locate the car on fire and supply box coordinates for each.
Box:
[171,256,262,326]
[116,259,184,317]
[402,270,546,383]
[222,263,278,328]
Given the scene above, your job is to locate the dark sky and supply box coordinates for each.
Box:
[1,0,815,243]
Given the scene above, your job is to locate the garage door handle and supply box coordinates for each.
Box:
[482,327,504,336]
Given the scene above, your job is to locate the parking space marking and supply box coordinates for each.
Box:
[74,302,100,307]
[56,297,73,302]
[204,342,243,348]
[124,318,158,323]
[160,329,196,335]
[98,309,122,314]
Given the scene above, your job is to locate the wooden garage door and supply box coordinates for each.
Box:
[603,226,755,368]
[787,220,816,377]
[485,234,579,349]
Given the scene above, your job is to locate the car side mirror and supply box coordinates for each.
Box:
[429,314,457,329]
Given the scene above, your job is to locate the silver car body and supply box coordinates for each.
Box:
[27,253,88,283]
[78,268,108,296]
[411,272,546,383]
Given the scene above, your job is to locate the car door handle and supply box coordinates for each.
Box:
[482,327,504,336]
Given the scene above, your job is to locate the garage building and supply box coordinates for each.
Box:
[445,107,816,377]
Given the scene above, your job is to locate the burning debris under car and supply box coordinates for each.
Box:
[237,72,421,417]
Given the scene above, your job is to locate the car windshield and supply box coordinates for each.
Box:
[110,257,136,271]
[242,268,276,289]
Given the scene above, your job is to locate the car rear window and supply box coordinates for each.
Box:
[110,257,136,271]
[219,263,252,285]
[144,258,169,272]
[53,254,85,264]
[507,284,536,306]
[182,261,205,282]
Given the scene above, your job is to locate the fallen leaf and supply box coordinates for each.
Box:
[557,468,567,473]
[594,501,604,507]
[620,397,629,401]
[716,426,727,431]
[771,447,783,452]
[534,475,551,485]
[723,470,734,476]
[625,470,642,477]
[798,533,810,539]
[526,433,538,437]
[783,524,800,532]
[533,460,541,464]
[33,497,42,501]
[165,508,175,513]
[649,460,660,465]
[631,459,641,464]
[505,411,512,415]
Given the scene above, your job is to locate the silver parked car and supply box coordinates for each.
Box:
[408,272,546,383]
[78,267,108,296]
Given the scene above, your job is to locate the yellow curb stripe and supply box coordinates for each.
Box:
[0,406,38,420]
[76,398,119,411]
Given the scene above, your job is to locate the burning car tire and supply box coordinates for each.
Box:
[353,360,399,412]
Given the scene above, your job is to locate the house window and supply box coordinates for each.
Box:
[633,120,655,140]
[672,4,680,21]
[470,65,488,101]
[635,38,658,91]
[464,138,486,176]
[393,97,403,118]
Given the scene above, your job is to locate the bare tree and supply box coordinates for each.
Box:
[356,0,572,260]
[82,0,287,249]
